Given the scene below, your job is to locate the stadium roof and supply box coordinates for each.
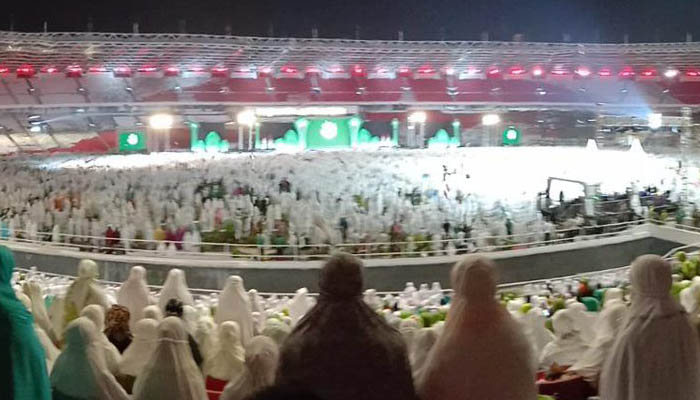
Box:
[3,31,700,70]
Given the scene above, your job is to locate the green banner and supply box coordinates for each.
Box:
[119,132,146,152]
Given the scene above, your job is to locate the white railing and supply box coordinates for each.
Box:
[2,219,646,261]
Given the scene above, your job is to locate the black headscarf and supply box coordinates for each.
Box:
[276,253,417,400]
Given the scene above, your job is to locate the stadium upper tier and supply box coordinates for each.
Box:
[0,31,698,110]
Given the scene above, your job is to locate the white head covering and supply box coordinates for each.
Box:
[50,317,130,400]
[417,256,535,400]
[118,318,159,377]
[409,328,438,381]
[604,287,624,306]
[157,269,194,311]
[216,276,253,345]
[261,318,291,347]
[287,287,313,326]
[194,316,218,362]
[679,279,700,315]
[601,255,700,400]
[566,301,598,345]
[568,302,627,382]
[519,308,554,363]
[142,305,163,322]
[80,304,122,375]
[204,321,246,381]
[220,336,279,400]
[538,309,589,368]
[64,259,110,326]
[116,266,150,329]
[132,317,208,400]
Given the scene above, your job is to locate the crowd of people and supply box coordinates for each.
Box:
[0,148,680,259]
[4,242,700,400]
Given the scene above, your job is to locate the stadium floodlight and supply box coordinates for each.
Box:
[149,113,174,130]
[29,125,41,133]
[408,111,427,124]
[237,110,257,126]
[664,68,679,78]
[482,113,501,126]
[648,113,663,130]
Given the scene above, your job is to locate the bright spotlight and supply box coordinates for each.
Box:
[149,113,174,130]
[648,113,663,130]
[408,111,427,124]
[29,125,41,133]
[482,114,501,126]
[664,69,679,79]
[236,110,257,126]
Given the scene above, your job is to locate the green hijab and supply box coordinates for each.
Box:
[0,245,51,400]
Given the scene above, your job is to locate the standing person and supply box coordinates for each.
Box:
[164,299,204,368]
[104,305,133,354]
[0,245,51,400]
[276,253,417,400]
[216,275,254,345]
[50,317,130,400]
[221,336,280,400]
[158,268,194,311]
[600,255,700,400]
[416,256,536,400]
[132,317,208,400]
[63,259,110,328]
[116,265,150,329]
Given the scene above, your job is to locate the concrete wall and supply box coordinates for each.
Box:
[7,235,680,293]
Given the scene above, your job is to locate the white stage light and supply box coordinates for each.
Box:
[664,69,679,78]
[149,113,174,130]
[408,111,427,124]
[482,114,501,126]
[237,110,257,126]
[648,113,663,130]
[29,125,41,133]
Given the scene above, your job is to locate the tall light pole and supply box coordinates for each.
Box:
[237,110,256,151]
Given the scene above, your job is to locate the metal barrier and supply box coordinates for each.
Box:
[2,219,646,261]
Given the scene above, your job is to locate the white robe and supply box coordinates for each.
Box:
[418,257,535,400]
[50,317,130,400]
[157,269,194,310]
[216,276,254,345]
[601,255,700,400]
[118,318,159,377]
[132,317,209,400]
[116,266,150,329]
[204,321,246,382]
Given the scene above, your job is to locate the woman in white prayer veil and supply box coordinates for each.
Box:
[409,328,438,381]
[220,336,279,400]
[50,317,130,400]
[116,266,150,329]
[132,317,208,400]
[417,256,535,400]
[204,321,246,382]
[23,280,59,345]
[118,318,159,389]
[568,302,627,386]
[276,253,417,400]
[539,309,589,369]
[157,269,194,311]
[194,316,219,362]
[80,305,122,375]
[216,275,253,345]
[142,305,163,321]
[64,259,110,328]
[600,255,700,400]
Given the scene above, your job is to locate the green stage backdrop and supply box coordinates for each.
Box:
[306,118,352,149]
